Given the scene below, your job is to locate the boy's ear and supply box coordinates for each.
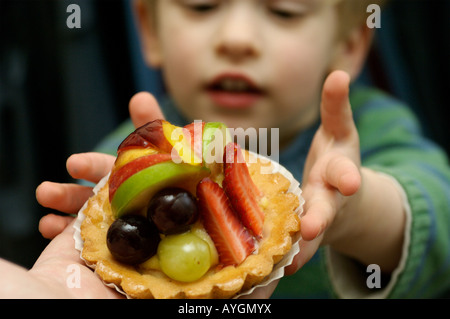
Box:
[134,0,163,68]
[330,25,374,80]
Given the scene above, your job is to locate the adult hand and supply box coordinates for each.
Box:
[37,92,164,239]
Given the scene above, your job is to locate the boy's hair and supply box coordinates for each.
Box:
[143,0,387,39]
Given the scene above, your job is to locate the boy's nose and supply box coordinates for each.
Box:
[214,7,261,62]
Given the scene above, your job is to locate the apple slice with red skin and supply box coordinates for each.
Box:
[113,146,159,173]
[109,153,173,201]
[110,161,210,218]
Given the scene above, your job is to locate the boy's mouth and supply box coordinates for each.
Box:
[205,73,264,109]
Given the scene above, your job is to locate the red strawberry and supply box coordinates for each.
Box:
[197,178,255,266]
[223,143,264,237]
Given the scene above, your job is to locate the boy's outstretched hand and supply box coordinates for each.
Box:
[285,71,361,273]
[286,70,405,275]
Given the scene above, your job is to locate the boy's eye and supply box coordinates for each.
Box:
[270,8,298,19]
[190,4,217,12]
[268,1,308,20]
[180,0,219,13]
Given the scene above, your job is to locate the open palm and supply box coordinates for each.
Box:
[285,71,362,274]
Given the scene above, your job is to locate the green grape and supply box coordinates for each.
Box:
[157,232,211,282]
[190,223,219,266]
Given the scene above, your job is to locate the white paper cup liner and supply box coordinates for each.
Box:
[73,152,304,298]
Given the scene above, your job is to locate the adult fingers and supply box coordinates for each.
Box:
[39,214,74,240]
[36,182,94,215]
[320,70,355,140]
[66,152,115,183]
[129,92,165,128]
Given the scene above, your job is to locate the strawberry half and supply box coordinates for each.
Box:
[223,143,265,237]
[197,178,255,266]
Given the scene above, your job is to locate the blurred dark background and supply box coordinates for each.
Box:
[0,0,449,269]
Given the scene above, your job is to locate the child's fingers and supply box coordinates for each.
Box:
[325,154,361,196]
[300,185,338,242]
[66,152,115,183]
[38,214,74,240]
[320,70,355,140]
[129,92,165,128]
[285,236,323,275]
[36,182,93,215]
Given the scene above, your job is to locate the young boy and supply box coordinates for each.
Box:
[34,0,450,298]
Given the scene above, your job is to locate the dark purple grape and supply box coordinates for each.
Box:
[147,188,199,234]
[107,215,160,265]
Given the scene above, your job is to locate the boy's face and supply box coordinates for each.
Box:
[142,0,343,141]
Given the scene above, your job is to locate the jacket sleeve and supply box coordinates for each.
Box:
[345,87,450,298]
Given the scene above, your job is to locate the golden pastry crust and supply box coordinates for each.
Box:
[80,153,301,299]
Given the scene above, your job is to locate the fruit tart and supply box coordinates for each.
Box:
[75,120,302,299]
